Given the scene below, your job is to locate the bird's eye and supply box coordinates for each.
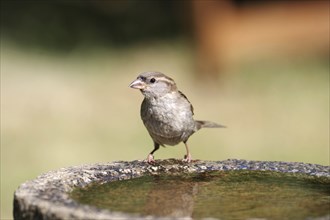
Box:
[150,78,156,83]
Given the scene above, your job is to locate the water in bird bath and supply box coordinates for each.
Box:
[70,170,329,219]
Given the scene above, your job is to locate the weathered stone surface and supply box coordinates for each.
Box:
[13,159,330,220]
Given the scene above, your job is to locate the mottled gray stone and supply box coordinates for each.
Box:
[14,159,330,220]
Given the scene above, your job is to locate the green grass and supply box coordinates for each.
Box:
[1,41,329,219]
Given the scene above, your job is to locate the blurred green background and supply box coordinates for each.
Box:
[1,0,329,219]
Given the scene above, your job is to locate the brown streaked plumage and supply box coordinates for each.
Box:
[129,71,225,163]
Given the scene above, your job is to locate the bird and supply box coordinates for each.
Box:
[129,71,225,163]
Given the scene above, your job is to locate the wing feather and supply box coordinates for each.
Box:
[178,91,194,115]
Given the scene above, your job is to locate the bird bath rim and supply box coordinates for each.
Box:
[13,159,330,220]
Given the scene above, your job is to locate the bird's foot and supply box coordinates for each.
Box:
[145,154,155,164]
[182,153,192,163]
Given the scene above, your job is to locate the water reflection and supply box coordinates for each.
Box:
[144,176,199,217]
[70,171,330,219]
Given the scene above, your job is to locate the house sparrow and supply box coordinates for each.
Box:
[129,72,225,163]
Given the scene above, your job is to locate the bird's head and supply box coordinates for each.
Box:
[129,72,177,97]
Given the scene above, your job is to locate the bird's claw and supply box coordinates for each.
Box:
[182,154,192,163]
[145,154,155,164]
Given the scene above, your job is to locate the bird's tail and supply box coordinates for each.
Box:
[195,120,226,130]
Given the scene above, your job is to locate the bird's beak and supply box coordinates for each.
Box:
[129,78,145,90]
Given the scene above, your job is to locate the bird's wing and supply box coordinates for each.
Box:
[178,90,194,115]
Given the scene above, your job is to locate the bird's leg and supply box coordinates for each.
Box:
[182,141,192,162]
[145,142,160,164]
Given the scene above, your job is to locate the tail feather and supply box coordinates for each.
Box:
[195,120,226,130]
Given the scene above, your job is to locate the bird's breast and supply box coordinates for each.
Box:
[140,96,195,145]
